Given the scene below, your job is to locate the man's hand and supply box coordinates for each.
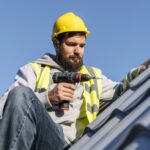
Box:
[131,59,150,80]
[138,59,150,74]
[138,65,148,74]
[120,59,150,92]
[48,83,75,104]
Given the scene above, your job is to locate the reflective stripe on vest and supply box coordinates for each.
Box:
[78,65,102,124]
[30,62,102,130]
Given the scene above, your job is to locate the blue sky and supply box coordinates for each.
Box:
[0,0,150,96]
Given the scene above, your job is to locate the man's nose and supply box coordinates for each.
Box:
[74,45,80,53]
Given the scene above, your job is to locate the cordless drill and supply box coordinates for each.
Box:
[52,71,100,110]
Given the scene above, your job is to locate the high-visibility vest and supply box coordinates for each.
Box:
[31,62,102,133]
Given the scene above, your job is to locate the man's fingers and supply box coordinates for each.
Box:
[62,83,76,90]
[138,64,150,74]
[62,87,74,95]
[49,82,76,105]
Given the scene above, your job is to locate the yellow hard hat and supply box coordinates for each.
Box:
[52,12,90,40]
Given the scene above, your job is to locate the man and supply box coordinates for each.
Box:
[0,12,148,150]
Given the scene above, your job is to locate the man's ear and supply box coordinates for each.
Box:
[52,38,60,52]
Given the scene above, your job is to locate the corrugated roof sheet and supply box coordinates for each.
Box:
[70,67,150,150]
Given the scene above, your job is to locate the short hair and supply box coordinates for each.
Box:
[56,32,86,43]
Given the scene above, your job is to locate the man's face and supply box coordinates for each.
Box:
[57,34,86,71]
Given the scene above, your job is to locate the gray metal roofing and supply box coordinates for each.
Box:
[70,67,150,150]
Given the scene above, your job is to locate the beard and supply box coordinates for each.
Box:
[57,51,83,72]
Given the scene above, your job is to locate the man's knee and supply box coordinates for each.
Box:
[9,86,33,96]
[7,86,37,110]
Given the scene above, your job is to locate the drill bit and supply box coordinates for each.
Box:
[91,76,101,79]
[80,74,101,81]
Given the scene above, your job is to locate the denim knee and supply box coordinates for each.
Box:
[7,86,38,111]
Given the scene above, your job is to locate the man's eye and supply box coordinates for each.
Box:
[80,44,85,48]
[67,43,77,46]
[66,42,85,48]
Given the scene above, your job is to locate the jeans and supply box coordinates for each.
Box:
[0,86,68,150]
